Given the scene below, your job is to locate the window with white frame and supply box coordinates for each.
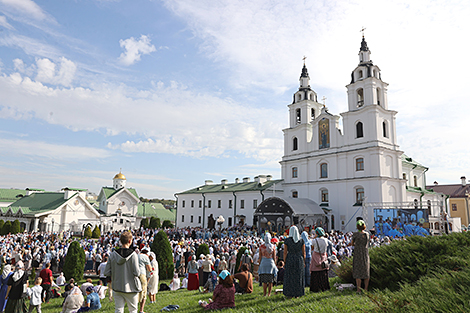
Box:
[292,167,298,178]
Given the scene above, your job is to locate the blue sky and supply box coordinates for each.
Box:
[0,0,469,199]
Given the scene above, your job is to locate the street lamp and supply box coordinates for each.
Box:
[216,215,225,238]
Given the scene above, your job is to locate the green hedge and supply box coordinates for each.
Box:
[63,241,86,281]
[151,230,174,279]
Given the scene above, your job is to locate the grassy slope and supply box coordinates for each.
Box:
[38,279,375,313]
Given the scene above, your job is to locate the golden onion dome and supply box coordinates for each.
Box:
[113,172,126,180]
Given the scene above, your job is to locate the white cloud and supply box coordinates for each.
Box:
[0,138,111,160]
[118,35,156,66]
[0,0,47,21]
[35,57,77,86]
[0,15,14,29]
[0,35,62,59]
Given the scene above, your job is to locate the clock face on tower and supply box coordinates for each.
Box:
[319,118,330,149]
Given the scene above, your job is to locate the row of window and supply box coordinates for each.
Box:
[403,173,419,187]
[290,187,365,204]
[295,108,316,124]
[356,87,381,107]
[291,158,365,179]
[181,199,258,209]
[181,215,202,223]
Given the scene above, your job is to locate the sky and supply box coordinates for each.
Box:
[0,0,469,199]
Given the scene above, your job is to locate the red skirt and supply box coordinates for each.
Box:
[188,273,199,290]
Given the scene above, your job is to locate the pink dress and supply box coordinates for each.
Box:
[204,284,235,310]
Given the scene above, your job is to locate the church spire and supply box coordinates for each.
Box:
[299,57,310,88]
[358,36,371,64]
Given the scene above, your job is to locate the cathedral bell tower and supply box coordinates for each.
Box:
[346,37,389,111]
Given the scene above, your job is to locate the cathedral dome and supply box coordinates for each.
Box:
[114,172,126,180]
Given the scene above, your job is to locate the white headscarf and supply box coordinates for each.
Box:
[264,232,273,250]
[2,265,11,279]
[289,226,300,243]
[12,261,24,282]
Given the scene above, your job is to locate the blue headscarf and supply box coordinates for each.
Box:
[211,270,218,287]
[301,231,311,256]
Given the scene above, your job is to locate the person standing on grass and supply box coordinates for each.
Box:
[27,277,43,313]
[310,227,331,293]
[137,249,152,313]
[104,231,142,313]
[351,219,370,293]
[301,231,312,287]
[38,263,53,303]
[0,265,13,312]
[5,261,28,313]
[257,232,277,297]
[283,225,305,298]
[147,252,158,304]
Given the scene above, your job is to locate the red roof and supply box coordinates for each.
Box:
[426,184,470,198]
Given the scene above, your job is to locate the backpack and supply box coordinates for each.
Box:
[159,283,171,291]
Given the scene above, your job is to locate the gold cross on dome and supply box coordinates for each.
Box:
[302,55,307,65]
[360,27,366,38]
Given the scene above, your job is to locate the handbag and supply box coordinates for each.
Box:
[315,239,328,269]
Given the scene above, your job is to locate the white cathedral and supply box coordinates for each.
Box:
[176,37,460,234]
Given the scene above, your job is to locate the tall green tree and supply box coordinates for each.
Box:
[162,220,173,229]
[0,220,5,233]
[92,225,101,238]
[1,221,11,235]
[84,226,92,238]
[63,241,86,281]
[11,219,20,234]
[140,218,149,229]
[151,230,174,279]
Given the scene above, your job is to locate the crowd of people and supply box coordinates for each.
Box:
[0,219,397,312]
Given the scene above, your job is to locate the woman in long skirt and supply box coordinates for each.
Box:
[301,231,312,287]
[0,265,13,312]
[310,227,331,292]
[147,252,159,303]
[5,261,28,313]
[187,254,199,291]
[283,226,305,298]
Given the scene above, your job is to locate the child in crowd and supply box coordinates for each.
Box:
[276,261,284,285]
[77,286,101,312]
[28,277,44,313]
[181,274,188,289]
[169,273,180,291]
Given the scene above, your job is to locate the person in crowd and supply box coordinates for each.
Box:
[97,257,108,286]
[80,279,94,297]
[301,231,312,287]
[310,227,332,293]
[203,271,217,293]
[238,250,253,272]
[200,270,235,310]
[328,255,341,278]
[276,260,285,285]
[257,232,277,297]
[252,249,260,282]
[77,286,101,312]
[201,254,213,286]
[56,273,66,286]
[39,262,53,303]
[62,278,75,305]
[147,252,159,304]
[94,252,102,275]
[61,286,84,313]
[217,256,227,274]
[5,261,28,313]
[0,265,13,312]
[187,253,199,291]
[104,231,142,313]
[169,273,180,291]
[351,220,370,293]
[27,277,43,313]
[137,249,152,313]
[181,274,188,289]
[283,225,305,298]
[228,252,237,276]
[94,280,108,300]
[234,263,253,294]
[198,255,205,286]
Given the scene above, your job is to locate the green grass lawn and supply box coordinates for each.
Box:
[37,279,376,313]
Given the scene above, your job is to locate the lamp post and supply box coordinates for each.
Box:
[217,215,225,238]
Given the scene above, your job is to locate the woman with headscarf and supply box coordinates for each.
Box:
[257,232,277,297]
[301,231,312,287]
[4,261,28,313]
[0,265,13,312]
[283,226,305,298]
[310,227,332,292]
[351,220,370,293]
[147,252,159,304]
[61,286,84,313]
[187,253,199,291]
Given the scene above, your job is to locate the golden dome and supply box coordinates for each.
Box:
[113,172,126,180]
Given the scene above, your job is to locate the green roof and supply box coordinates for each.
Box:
[102,187,139,200]
[177,179,283,195]
[137,202,176,221]
[7,192,70,215]
[406,186,436,194]
[0,189,27,203]
[401,154,427,169]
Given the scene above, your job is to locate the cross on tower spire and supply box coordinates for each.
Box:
[360,27,366,38]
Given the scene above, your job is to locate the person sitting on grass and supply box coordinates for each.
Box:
[203,271,217,293]
[61,286,84,313]
[200,270,235,310]
[234,263,253,294]
[77,286,101,312]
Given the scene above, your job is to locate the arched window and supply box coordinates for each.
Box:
[356,187,365,204]
[293,137,298,151]
[414,175,418,187]
[383,121,388,138]
[331,214,335,229]
[311,108,315,120]
[377,87,381,106]
[427,200,431,209]
[356,122,364,138]
[296,108,301,124]
[297,94,302,102]
[292,191,298,198]
[320,163,328,178]
[403,173,407,181]
[414,199,418,209]
[356,158,364,171]
[357,88,364,107]
[292,167,298,178]
[321,189,329,203]
[358,70,363,79]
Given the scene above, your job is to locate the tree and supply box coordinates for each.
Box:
[149,217,161,229]
[151,230,174,279]
[196,243,209,259]
[140,218,149,229]
[84,226,92,238]
[162,220,174,229]
[1,221,11,235]
[92,226,101,238]
[63,241,86,281]
[11,219,20,234]
[0,220,4,233]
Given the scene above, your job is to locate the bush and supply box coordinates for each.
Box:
[92,226,101,238]
[196,243,209,259]
[149,217,161,229]
[140,218,149,229]
[11,220,20,234]
[84,226,92,238]
[0,220,4,232]
[63,241,86,281]
[29,268,36,281]
[338,232,470,291]
[1,221,11,235]
[162,220,173,229]
[151,230,174,279]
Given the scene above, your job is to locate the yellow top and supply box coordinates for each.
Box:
[114,172,126,180]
